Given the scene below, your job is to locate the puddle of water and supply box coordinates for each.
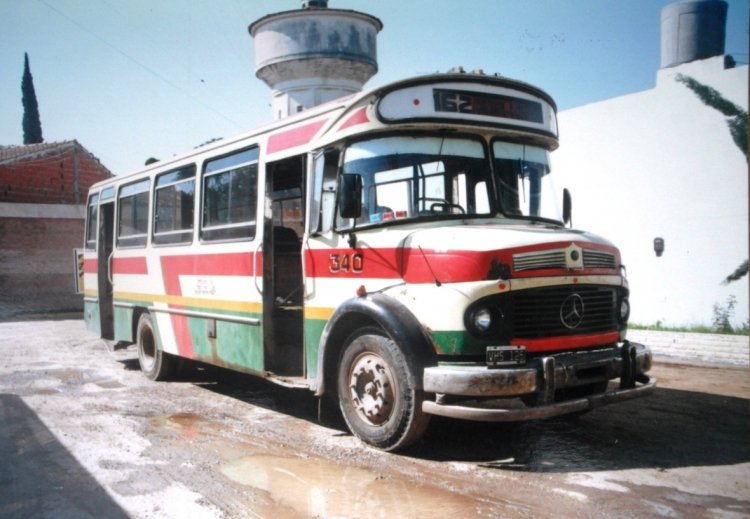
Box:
[162,413,204,439]
[220,454,486,518]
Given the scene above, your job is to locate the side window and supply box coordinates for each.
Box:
[117,179,150,248]
[153,165,195,245]
[201,147,259,242]
[85,193,99,250]
[308,149,340,234]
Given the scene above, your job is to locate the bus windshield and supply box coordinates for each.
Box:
[336,135,562,229]
[337,135,492,229]
[492,141,559,221]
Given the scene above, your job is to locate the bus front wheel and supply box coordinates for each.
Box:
[136,313,175,381]
[337,329,430,451]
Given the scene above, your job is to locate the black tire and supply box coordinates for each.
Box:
[337,329,430,451]
[136,313,175,381]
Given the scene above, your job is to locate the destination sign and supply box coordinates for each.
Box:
[433,89,543,123]
[375,80,557,138]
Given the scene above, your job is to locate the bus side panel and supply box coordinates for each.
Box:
[84,299,101,335]
[217,321,263,371]
[180,316,263,372]
[153,312,180,356]
[303,313,328,380]
[114,305,135,342]
[148,305,264,373]
[186,316,213,358]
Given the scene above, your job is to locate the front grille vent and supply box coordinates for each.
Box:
[513,250,566,271]
[582,250,617,269]
[512,248,617,272]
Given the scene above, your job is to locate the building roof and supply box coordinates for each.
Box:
[0,140,111,175]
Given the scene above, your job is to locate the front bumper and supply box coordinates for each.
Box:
[422,341,655,422]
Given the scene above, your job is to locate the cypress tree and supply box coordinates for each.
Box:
[21,52,43,144]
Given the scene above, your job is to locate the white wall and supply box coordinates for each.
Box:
[553,56,748,327]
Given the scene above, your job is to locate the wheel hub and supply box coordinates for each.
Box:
[348,353,395,426]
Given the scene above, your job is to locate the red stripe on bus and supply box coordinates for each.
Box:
[267,119,327,154]
[511,332,621,352]
[313,246,490,282]
[112,256,148,275]
[304,242,619,282]
[159,252,257,358]
[160,252,256,283]
[304,247,510,283]
[83,259,98,273]
[339,107,369,130]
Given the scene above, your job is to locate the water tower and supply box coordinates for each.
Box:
[660,0,728,68]
[249,0,383,120]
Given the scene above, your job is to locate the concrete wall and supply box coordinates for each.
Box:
[0,203,85,319]
[554,56,748,328]
[629,329,749,367]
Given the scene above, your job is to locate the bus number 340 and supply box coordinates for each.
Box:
[329,253,364,274]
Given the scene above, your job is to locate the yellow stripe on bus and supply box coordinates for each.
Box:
[304,306,334,320]
[113,291,263,314]
[103,290,335,321]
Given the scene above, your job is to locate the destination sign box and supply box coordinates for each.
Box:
[377,81,557,137]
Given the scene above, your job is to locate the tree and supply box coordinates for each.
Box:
[677,75,749,287]
[675,74,747,160]
[722,259,749,285]
[21,52,43,144]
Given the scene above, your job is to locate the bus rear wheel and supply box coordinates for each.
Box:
[136,313,175,381]
[337,329,430,451]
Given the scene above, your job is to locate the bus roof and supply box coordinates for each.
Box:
[90,72,558,191]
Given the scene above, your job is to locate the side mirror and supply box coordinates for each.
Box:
[562,188,572,227]
[338,173,362,219]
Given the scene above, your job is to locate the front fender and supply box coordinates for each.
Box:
[313,292,437,396]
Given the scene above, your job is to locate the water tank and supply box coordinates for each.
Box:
[249,2,383,119]
[661,0,727,68]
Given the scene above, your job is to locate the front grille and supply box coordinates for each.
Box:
[511,285,618,339]
[582,250,617,269]
[512,247,617,272]
[513,250,566,271]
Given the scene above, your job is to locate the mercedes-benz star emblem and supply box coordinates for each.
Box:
[560,293,585,329]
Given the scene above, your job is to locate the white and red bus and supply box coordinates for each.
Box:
[81,72,654,450]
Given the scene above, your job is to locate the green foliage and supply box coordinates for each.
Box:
[630,320,749,336]
[722,259,749,285]
[712,295,737,334]
[675,74,747,160]
[21,53,43,145]
[630,295,748,336]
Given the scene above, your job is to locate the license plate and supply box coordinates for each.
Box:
[486,346,527,368]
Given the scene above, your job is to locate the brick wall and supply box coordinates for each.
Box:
[0,142,111,205]
[0,206,85,318]
[0,142,111,318]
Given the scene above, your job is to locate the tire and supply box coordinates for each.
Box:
[337,329,430,451]
[136,313,175,381]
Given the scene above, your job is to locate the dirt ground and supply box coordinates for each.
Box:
[1,319,748,518]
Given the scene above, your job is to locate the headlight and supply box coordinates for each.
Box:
[465,301,507,338]
[619,298,630,323]
[473,308,493,332]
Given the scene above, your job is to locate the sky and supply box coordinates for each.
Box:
[1,0,748,175]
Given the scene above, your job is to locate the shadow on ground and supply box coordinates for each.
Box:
[187,363,750,472]
[0,394,129,519]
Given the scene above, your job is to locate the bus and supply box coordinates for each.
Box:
[80,72,655,451]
